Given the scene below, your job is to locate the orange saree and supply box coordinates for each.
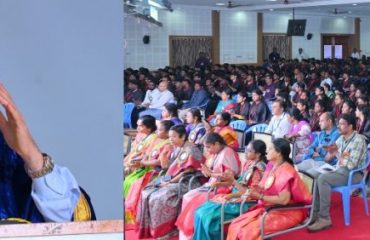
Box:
[226,162,312,240]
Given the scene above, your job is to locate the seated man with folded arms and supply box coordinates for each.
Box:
[0,84,91,223]
[296,112,340,176]
[308,114,367,232]
[265,99,291,139]
[139,80,174,120]
[178,81,209,121]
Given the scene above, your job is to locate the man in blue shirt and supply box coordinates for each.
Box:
[179,81,209,121]
[0,84,90,223]
[297,112,340,176]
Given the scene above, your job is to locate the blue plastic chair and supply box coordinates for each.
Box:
[123,102,135,128]
[331,154,370,226]
[245,123,268,134]
[230,120,247,131]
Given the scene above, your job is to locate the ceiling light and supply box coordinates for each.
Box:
[269,9,274,11]
[216,3,226,6]
[267,0,278,1]
[352,3,357,6]
[348,11,352,14]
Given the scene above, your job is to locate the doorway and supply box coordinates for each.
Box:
[321,35,351,59]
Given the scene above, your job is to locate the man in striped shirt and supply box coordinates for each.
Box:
[308,114,367,232]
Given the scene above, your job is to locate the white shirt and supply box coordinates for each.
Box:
[142,88,160,106]
[265,112,291,139]
[351,52,360,59]
[320,77,333,87]
[295,52,309,62]
[149,89,174,110]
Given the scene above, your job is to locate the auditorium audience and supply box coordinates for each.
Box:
[124,57,370,237]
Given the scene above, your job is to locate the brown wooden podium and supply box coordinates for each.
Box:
[0,220,123,239]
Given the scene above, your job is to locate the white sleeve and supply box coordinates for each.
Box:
[276,118,291,139]
[31,165,81,222]
[142,91,150,104]
[265,117,274,134]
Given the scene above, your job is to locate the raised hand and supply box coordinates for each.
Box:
[0,84,43,171]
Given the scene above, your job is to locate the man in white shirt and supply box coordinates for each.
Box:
[295,48,309,62]
[141,79,160,108]
[320,70,333,88]
[139,80,174,119]
[265,99,291,138]
[351,48,361,59]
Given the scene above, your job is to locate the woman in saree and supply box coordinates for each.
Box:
[193,140,267,240]
[214,88,235,115]
[186,108,206,148]
[285,108,312,164]
[124,120,175,229]
[203,112,239,151]
[136,125,205,239]
[161,102,183,125]
[226,138,312,240]
[124,120,174,196]
[123,115,157,175]
[176,132,241,240]
[247,89,270,125]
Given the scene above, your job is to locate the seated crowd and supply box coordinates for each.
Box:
[124,57,370,239]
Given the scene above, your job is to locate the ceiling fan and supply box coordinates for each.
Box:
[329,8,351,15]
[283,0,307,4]
[224,1,252,9]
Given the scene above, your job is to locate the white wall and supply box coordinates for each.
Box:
[0,0,123,219]
[124,7,212,69]
[220,11,258,64]
[125,9,369,70]
[263,13,355,59]
[360,17,370,56]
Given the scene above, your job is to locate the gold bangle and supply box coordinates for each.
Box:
[25,153,54,179]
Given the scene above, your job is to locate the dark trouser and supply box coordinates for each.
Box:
[313,167,363,219]
[131,107,144,128]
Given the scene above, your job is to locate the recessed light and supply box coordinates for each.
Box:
[216,3,226,6]
[352,3,357,6]
[267,0,278,2]
[269,8,274,11]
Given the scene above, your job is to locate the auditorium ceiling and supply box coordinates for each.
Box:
[170,0,370,17]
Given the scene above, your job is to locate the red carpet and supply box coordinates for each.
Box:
[125,193,370,240]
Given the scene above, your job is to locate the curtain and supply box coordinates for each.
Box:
[170,36,212,67]
[263,35,291,60]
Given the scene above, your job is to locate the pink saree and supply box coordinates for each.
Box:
[176,146,241,238]
[124,143,173,230]
[226,162,312,240]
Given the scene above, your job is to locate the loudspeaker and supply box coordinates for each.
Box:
[306,33,313,40]
[143,35,150,44]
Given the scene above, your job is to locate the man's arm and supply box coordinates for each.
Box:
[150,91,174,109]
[187,90,209,108]
[303,131,320,160]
